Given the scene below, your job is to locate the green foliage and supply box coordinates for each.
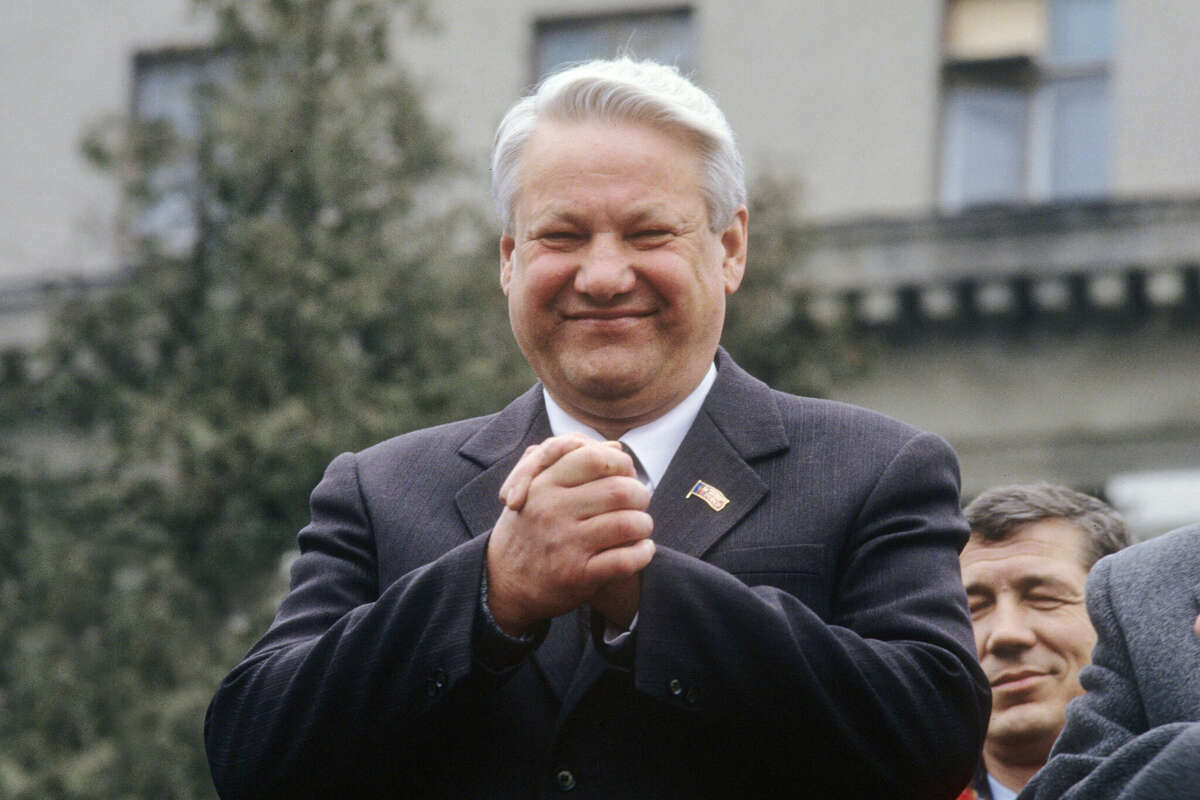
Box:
[1,1,527,797]
[723,177,866,397]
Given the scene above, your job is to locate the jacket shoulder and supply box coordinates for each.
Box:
[355,413,499,465]
[768,390,951,455]
[1092,522,1200,591]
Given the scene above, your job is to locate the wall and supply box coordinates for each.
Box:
[0,0,207,301]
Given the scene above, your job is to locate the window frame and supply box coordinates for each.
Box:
[938,0,1111,211]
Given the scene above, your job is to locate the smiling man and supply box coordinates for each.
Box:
[205,58,988,798]
[957,484,1131,800]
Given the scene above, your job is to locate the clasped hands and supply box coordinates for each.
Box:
[485,434,655,637]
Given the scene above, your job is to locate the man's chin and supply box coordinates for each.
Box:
[558,357,659,401]
[987,706,1063,751]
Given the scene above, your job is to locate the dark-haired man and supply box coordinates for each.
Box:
[956,484,1131,799]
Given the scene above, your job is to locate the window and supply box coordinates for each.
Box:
[130,47,231,256]
[939,0,1112,210]
[533,7,696,82]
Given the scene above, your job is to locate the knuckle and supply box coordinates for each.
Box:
[611,509,652,540]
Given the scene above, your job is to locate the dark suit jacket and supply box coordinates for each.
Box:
[205,350,988,798]
[1019,523,1200,800]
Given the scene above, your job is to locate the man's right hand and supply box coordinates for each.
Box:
[485,437,654,636]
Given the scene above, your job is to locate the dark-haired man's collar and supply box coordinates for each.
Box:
[987,772,1017,800]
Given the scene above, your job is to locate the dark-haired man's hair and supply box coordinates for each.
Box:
[964,483,1132,569]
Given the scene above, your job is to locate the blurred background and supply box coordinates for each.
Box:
[1,0,1197,796]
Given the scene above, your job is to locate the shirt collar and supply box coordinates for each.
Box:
[542,363,717,491]
[986,773,1019,800]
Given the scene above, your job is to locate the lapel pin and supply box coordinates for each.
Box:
[686,480,730,511]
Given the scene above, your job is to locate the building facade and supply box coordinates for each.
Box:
[3,0,1197,531]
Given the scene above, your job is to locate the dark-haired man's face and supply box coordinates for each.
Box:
[960,520,1096,763]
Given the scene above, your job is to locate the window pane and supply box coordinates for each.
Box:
[1048,75,1108,197]
[1049,0,1112,62]
[942,85,1027,207]
[534,9,695,81]
[130,51,230,255]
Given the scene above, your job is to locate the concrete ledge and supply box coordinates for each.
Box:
[790,197,1200,326]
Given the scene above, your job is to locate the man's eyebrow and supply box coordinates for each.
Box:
[624,206,668,223]
[529,209,586,229]
[1013,574,1081,594]
[963,574,1080,595]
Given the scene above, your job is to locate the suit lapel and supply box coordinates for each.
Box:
[649,412,768,556]
[649,350,788,558]
[452,385,585,702]
[453,385,548,538]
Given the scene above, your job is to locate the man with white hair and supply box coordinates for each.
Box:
[205,58,988,798]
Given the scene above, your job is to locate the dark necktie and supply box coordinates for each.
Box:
[619,440,651,490]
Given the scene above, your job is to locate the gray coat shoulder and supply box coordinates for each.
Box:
[1090,521,1200,594]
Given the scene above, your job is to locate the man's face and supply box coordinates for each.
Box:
[500,119,746,436]
[960,520,1096,760]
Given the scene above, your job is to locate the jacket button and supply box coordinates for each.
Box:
[668,678,684,696]
[425,668,447,697]
[685,685,699,705]
[555,768,576,791]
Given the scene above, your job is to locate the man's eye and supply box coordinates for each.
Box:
[1028,596,1067,609]
[632,230,672,245]
[968,599,990,617]
[537,231,583,248]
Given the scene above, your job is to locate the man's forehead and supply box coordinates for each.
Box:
[512,119,707,228]
[525,200,681,226]
[962,519,1091,572]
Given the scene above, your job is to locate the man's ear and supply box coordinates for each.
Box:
[720,206,748,295]
[500,234,515,295]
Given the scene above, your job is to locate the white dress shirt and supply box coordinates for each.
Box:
[987,773,1018,800]
[542,363,717,492]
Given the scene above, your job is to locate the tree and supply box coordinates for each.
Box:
[0,1,527,796]
[723,176,866,397]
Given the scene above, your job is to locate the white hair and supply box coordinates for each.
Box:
[490,58,746,234]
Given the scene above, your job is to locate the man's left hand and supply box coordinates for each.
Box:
[498,436,645,630]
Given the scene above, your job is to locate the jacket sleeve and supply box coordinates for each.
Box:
[631,431,990,799]
[1018,557,1200,800]
[203,451,530,798]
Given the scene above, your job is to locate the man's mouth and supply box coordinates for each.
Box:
[990,668,1048,689]
[564,307,654,320]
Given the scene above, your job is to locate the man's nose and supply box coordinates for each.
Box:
[983,601,1038,656]
[573,235,636,300]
